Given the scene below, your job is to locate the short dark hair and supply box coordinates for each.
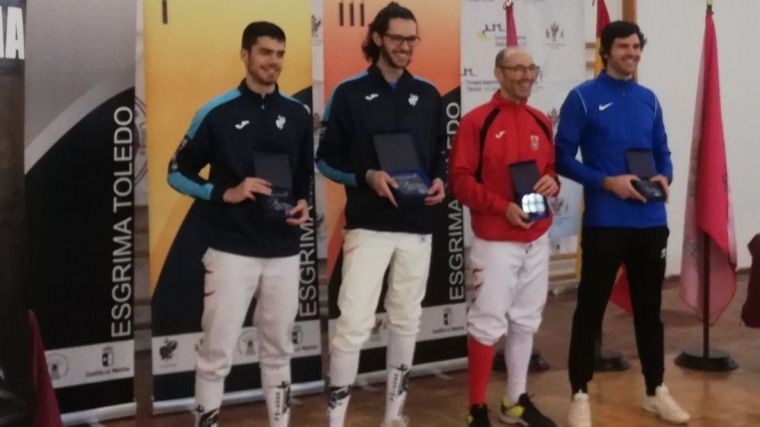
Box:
[494,49,509,68]
[599,20,647,66]
[241,21,286,51]
[361,2,416,63]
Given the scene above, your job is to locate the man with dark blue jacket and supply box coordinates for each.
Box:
[556,21,690,427]
[168,21,312,427]
[316,3,446,426]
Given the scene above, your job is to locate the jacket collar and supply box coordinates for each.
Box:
[489,91,528,109]
[238,79,280,105]
[367,64,414,90]
[597,70,636,88]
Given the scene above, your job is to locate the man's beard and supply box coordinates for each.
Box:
[379,44,410,69]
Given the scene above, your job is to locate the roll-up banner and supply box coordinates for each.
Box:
[24,0,137,423]
[144,0,320,413]
[1,0,33,422]
[321,0,467,381]
[460,0,586,252]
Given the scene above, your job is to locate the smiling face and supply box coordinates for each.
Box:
[604,33,641,79]
[372,18,418,70]
[241,36,285,89]
[494,49,537,103]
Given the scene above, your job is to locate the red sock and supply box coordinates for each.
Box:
[468,336,494,406]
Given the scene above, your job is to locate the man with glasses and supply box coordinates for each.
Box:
[556,21,689,427]
[450,47,558,427]
[316,2,446,426]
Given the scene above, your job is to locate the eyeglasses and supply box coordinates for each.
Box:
[499,64,541,75]
[383,33,420,47]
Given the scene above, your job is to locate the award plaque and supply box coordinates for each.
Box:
[252,150,295,220]
[626,149,666,202]
[372,132,431,204]
[508,160,549,221]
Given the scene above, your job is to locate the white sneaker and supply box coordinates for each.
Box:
[567,391,591,427]
[380,416,409,427]
[642,385,690,424]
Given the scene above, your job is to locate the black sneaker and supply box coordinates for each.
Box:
[467,404,492,427]
[499,394,556,427]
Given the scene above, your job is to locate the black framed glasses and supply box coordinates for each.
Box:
[383,33,420,47]
[499,64,541,75]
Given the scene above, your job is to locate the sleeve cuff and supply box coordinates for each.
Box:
[211,185,227,203]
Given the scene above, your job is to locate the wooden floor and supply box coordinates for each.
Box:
[111,274,760,426]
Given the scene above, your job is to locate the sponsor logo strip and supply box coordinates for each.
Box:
[152,320,321,375]
[45,340,134,389]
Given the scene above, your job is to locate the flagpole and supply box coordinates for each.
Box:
[675,0,738,372]
[703,233,710,358]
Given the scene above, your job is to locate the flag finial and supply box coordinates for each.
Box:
[504,0,514,9]
[707,0,714,13]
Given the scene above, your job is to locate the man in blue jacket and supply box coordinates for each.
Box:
[167,21,312,427]
[555,21,690,427]
[316,2,446,426]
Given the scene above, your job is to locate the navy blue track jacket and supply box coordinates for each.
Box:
[316,66,446,234]
[168,80,313,257]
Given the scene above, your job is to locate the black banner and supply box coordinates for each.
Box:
[24,0,136,420]
[0,1,31,424]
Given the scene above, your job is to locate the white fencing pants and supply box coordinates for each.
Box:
[327,229,431,426]
[332,229,432,352]
[194,248,299,426]
[467,233,550,345]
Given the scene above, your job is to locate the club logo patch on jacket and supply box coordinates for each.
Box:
[530,134,540,150]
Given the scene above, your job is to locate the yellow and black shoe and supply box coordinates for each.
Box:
[467,404,492,427]
[499,394,556,427]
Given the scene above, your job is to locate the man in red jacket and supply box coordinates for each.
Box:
[450,47,559,427]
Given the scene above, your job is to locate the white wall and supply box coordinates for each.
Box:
[638,0,759,274]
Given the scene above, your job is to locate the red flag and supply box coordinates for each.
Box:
[680,6,737,324]
[505,0,518,47]
[594,0,610,75]
[609,265,634,315]
[28,311,63,427]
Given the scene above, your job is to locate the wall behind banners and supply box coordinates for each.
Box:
[321,0,466,378]
[144,0,320,411]
[24,0,137,422]
[460,0,586,254]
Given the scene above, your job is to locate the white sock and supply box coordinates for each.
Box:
[262,364,291,427]
[504,328,533,403]
[194,403,220,427]
[385,333,416,422]
[328,347,360,427]
[194,374,224,427]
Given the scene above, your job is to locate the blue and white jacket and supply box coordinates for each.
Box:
[168,80,312,257]
[316,66,446,234]
[555,71,673,228]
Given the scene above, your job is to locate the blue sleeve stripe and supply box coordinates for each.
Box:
[412,75,439,92]
[323,71,368,121]
[316,159,357,186]
[280,92,311,114]
[573,88,587,114]
[168,171,214,201]
[187,88,241,139]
